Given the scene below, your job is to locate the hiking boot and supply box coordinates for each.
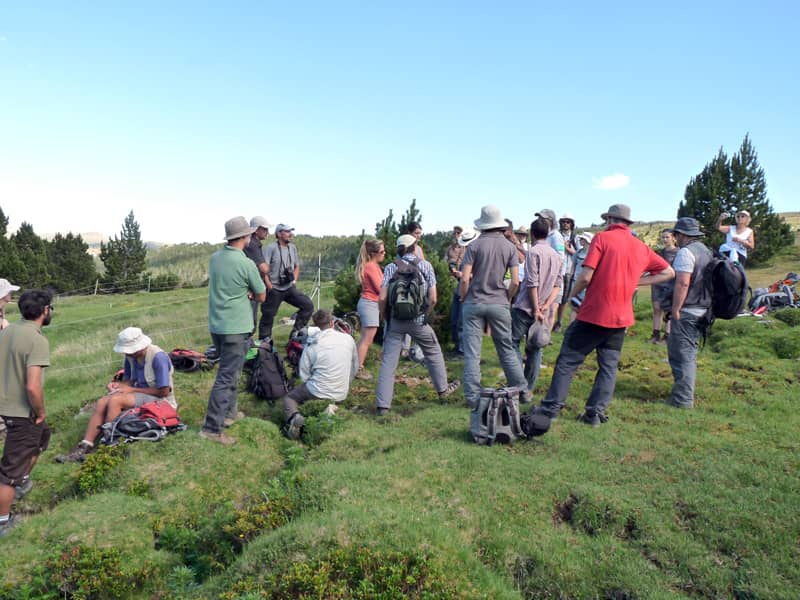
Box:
[355,367,372,381]
[284,413,305,440]
[55,441,93,463]
[199,430,236,446]
[648,333,661,344]
[14,478,33,501]
[0,516,17,538]
[438,380,461,399]
[658,335,669,345]
[223,411,245,428]
[576,412,608,427]
[376,407,390,417]
[552,321,562,333]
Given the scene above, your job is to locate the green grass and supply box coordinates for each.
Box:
[2,252,800,598]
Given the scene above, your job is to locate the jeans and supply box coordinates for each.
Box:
[510,308,541,391]
[450,289,463,352]
[539,320,625,417]
[376,319,449,409]
[203,332,250,433]
[461,302,527,407]
[258,285,314,340]
[667,313,703,408]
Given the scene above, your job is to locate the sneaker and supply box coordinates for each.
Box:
[648,334,660,344]
[284,413,305,440]
[199,430,236,445]
[355,367,373,381]
[14,478,33,500]
[438,380,461,399]
[376,407,390,416]
[223,411,245,428]
[55,441,93,463]
[552,322,562,333]
[0,516,16,537]
[576,412,608,427]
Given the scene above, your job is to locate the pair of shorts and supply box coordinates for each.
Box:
[132,392,161,406]
[357,297,380,328]
[0,416,51,486]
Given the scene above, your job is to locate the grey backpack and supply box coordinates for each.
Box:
[470,387,526,445]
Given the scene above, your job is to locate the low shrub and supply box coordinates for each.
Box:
[772,331,800,359]
[219,547,458,599]
[77,445,125,496]
[773,308,800,327]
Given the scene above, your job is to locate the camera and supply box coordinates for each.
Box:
[278,267,294,286]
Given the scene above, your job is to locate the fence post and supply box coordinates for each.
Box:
[147,276,151,293]
[94,279,99,295]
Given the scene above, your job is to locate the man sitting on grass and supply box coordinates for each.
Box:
[56,327,175,462]
[283,309,359,440]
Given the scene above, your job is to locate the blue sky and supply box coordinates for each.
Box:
[1,1,797,243]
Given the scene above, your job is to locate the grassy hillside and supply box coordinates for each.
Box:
[2,246,799,598]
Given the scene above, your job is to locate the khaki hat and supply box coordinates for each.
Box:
[396,234,416,248]
[224,216,257,241]
[600,204,633,224]
[0,278,20,298]
[113,327,152,354]
[250,216,272,229]
[474,205,507,231]
[514,225,529,236]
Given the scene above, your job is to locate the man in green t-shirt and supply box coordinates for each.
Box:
[200,217,266,445]
[0,290,54,536]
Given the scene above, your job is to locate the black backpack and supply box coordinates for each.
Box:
[247,346,291,401]
[706,255,749,321]
[387,258,426,321]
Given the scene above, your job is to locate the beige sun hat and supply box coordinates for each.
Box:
[224,216,257,241]
[113,327,152,354]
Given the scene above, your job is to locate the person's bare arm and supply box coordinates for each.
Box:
[638,266,675,287]
[459,264,473,302]
[26,366,46,424]
[570,266,595,300]
[507,265,519,302]
[671,271,691,321]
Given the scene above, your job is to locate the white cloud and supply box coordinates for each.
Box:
[593,173,630,191]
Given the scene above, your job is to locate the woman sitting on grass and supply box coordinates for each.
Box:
[354,239,385,380]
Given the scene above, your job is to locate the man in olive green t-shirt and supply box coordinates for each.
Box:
[0,290,54,536]
[200,217,266,445]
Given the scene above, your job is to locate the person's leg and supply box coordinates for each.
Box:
[105,392,138,424]
[258,288,286,340]
[357,326,378,368]
[667,315,700,408]
[203,333,249,433]
[460,303,485,408]
[486,304,527,391]
[652,299,663,341]
[282,382,313,421]
[250,300,260,336]
[284,287,314,331]
[584,327,626,417]
[539,320,598,416]
[524,346,543,391]
[410,322,449,393]
[80,395,112,444]
[511,308,534,367]
[450,289,462,352]
[376,322,404,410]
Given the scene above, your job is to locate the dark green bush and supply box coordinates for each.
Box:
[773,308,800,327]
[150,272,181,291]
[772,331,800,359]
[219,547,457,599]
[77,445,125,496]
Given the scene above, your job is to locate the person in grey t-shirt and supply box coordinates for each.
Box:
[258,224,314,340]
[459,205,529,410]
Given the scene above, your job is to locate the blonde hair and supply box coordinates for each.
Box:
[355,239,384,283]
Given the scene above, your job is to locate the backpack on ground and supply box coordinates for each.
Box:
[706,254,749,321]
[387,258,426,321]
[100,401,185,445]
[169,348,215,373]
[470,387,526,445]
[247,344,291,401]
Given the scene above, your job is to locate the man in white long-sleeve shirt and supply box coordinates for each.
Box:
[283,309,358,439]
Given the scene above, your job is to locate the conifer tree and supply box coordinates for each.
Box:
[47,232,98,293]
[11,222,50,287]
[0,207,27,284]
[100,211,149,291]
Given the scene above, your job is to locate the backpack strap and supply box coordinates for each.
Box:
[486,395,499,446]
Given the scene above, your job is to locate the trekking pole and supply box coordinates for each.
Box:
[317,253,321,310]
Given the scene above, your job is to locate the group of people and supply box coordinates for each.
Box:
[0,205,752,536]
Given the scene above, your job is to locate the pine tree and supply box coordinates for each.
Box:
[0,207,27,285]
[678,136,791,265]
[11,222,50,287]
[398,198,422,234]
[47,232,98,293]
[100,211,149,291]
[729,134,792,264]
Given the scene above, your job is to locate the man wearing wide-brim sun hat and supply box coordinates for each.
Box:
[0,278,21,331]
[56,327,177,463]
[530,204,675,428]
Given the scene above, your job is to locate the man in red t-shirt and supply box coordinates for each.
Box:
[532,205,674,427]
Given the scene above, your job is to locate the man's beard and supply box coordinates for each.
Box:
[42,313,52,327]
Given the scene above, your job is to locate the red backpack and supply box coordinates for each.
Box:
[136,401,182,429]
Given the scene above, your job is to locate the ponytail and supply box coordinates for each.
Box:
[355,239,383,283]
